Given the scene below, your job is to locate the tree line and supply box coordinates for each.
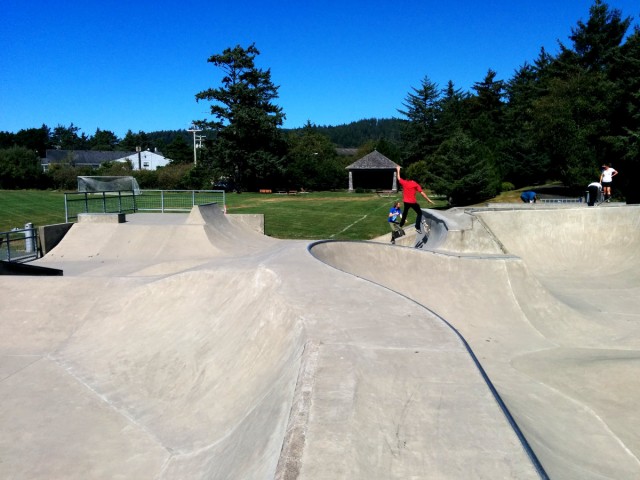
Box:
[1,0,638,203]
[399,0,639,204]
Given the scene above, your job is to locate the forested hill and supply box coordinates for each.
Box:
[143,117,405,150]
[287,118,405,148]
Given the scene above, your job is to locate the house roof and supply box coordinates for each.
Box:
[345,150,398,170]
[43,150,138,166]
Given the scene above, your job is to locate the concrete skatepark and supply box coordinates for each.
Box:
[1,202,639,479]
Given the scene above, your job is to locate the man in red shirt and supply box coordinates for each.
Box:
[396,165,435,232]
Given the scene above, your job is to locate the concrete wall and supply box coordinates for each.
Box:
[38,223,74,255]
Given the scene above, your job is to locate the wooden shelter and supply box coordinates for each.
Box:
[345,150,399,192]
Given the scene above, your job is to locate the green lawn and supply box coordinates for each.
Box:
[0,190,68,233]
[0,190,444,240]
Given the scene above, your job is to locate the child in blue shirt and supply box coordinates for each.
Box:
[520,191,537,203]
[388,201,404,244]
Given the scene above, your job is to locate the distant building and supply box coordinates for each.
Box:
[345,150,399,192]
[113,150,171,171]
[41,149,171,172]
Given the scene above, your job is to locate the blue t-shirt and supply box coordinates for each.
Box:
[520,191,536,202]
[389,206,401,222]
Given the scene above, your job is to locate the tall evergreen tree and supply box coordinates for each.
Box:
[535,0,633,188]
[195,43,286,191]
[611,25,640,201]
[398,76,442,164]
[437,81,470,139]
[502,62,551,186]
[426,129,500,206]
[468,69,506,148]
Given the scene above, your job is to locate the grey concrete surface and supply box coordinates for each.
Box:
[0,203,638,479]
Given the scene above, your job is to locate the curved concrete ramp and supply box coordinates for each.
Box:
[317,205,640,479]
[1,203,638,479]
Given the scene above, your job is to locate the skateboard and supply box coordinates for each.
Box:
[390,223,405,244]
[414,220,430,249]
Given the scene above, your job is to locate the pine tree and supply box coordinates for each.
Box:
[398,76,442,164]
[195,43,286,191]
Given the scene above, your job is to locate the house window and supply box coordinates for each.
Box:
[143,162,150,168]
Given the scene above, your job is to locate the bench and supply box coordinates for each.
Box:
[376,190,395,197]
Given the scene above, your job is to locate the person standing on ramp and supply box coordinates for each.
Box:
[396,165,435,233]
[599,163,618,201]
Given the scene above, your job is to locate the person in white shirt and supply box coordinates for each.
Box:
[599,164,618,201]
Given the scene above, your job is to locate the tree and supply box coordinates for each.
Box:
[437,81,471,139]
[14,125,51,157]
[0,146,44,188]
[468,69,506,152]
[119,130,153,152]
[563,0,631,73]
[194,43,287,191]
[426,130,501,206]
[609,25,640,201]
[286,123,345,190]
[398,75,442,164]
[89,128,119,151]
[502,62,552,186]
[164,135,193,164]
[51,123,88,150]
[532,0,632,189]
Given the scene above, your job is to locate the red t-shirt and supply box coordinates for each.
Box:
[399,177,422,203]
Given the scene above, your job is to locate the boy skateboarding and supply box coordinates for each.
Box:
[388,201,404,244]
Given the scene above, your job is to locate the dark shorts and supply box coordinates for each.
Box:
[601,181,612,188]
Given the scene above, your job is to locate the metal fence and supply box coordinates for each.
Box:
[539,198,584,204]
[64,190,226,222]
[64,191,138,222]
[135,190,225,213]
[0,224,40,263]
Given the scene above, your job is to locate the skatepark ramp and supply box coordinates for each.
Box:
[1,203,639,479]
[312,205,640,479]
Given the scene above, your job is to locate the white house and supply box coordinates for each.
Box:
[114,149,171,171]
[42,149,173,172]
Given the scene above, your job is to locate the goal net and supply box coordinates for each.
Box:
[77,176,141,194]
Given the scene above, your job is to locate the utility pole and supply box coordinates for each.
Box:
[187,127,202,165]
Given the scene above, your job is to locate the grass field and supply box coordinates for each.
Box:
[0,190,447,240]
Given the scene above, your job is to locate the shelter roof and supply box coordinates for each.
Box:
[345,150,398,170]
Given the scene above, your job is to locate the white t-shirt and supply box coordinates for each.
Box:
[601,168,616,183]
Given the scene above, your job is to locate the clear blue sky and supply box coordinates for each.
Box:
[1,0,638,139]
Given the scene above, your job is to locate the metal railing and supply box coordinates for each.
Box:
[135,190,225,213]
[0,224,40,263]
[539,198,584,204]
[64,190,138,222]
[64,190,226,222]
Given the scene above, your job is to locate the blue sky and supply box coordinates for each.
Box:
[1,0,638,138]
